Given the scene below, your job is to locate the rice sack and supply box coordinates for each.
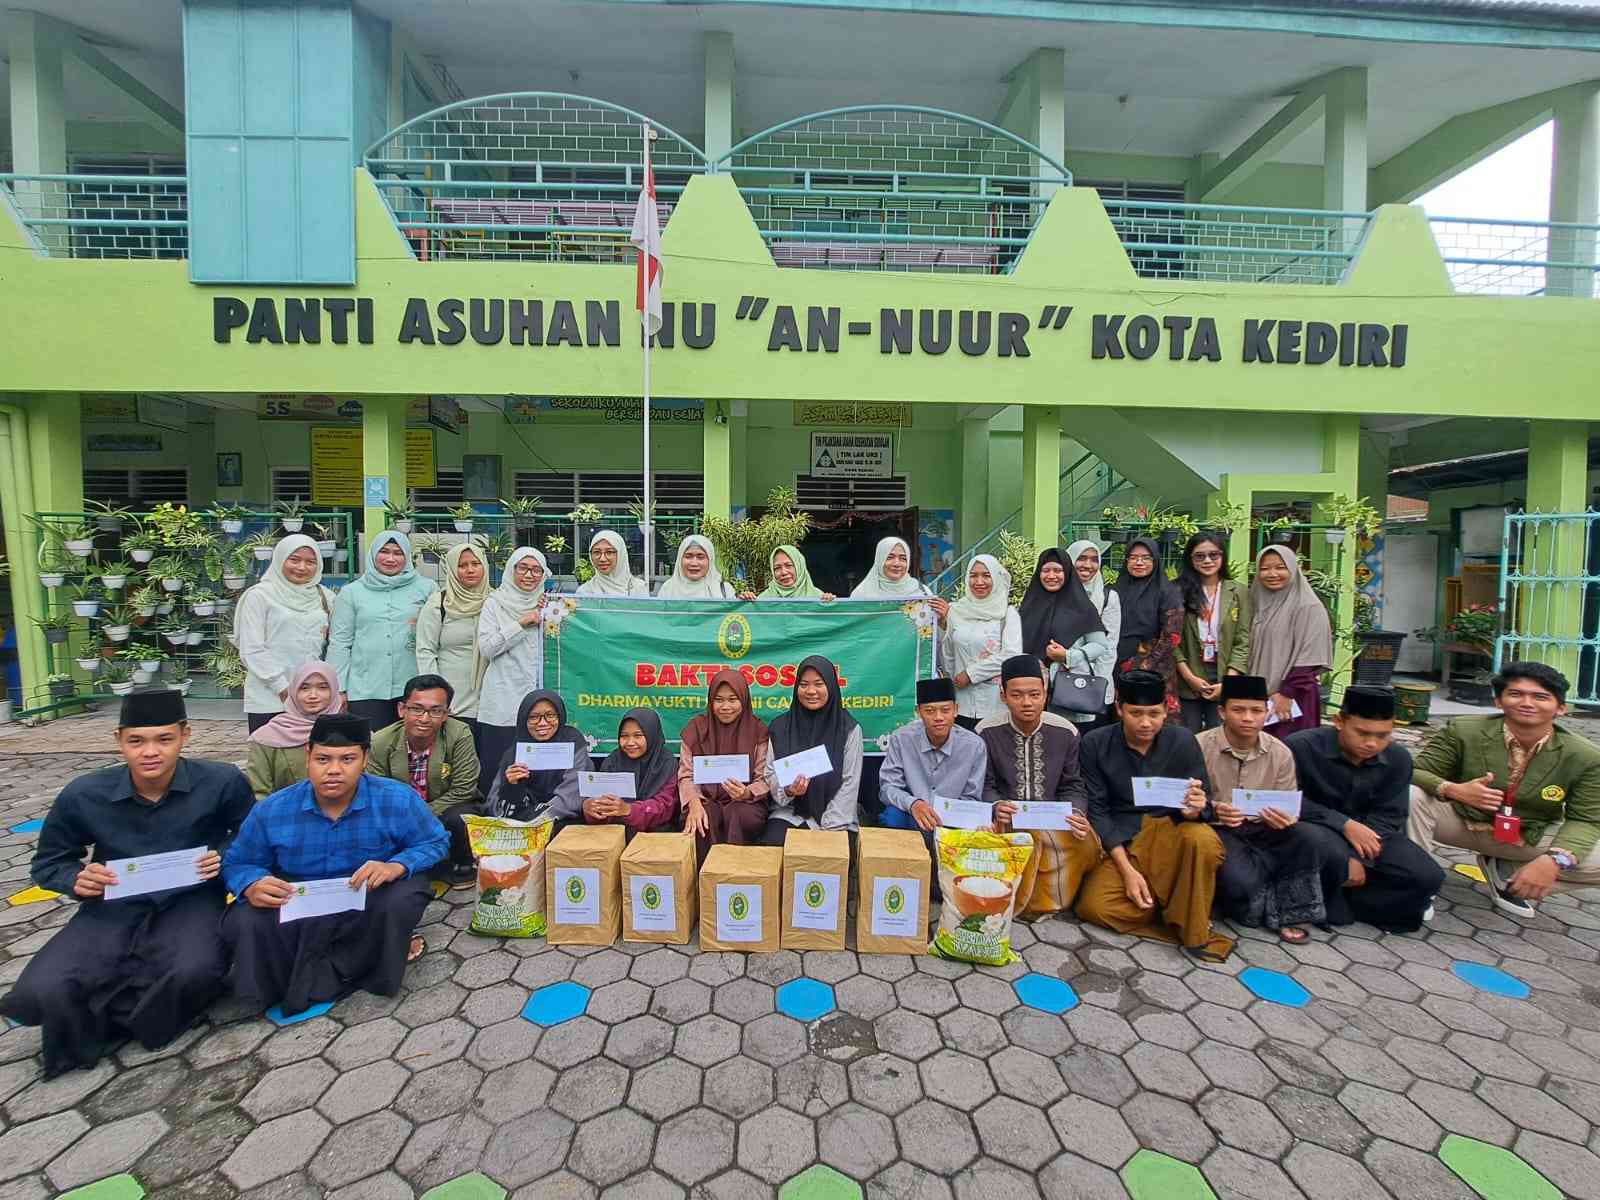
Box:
[930,829,1034,966]
[463,814,555,937]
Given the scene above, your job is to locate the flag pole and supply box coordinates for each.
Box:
[640,122,656,589]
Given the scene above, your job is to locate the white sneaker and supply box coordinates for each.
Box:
[1422,902,1435,923]
[1476,854,1537,920]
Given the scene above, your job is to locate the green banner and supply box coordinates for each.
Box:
[543,597,935,753]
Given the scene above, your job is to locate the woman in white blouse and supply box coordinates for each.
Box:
[233,534,335,732]
[930,555,1022,728]
[577,530,649,597]
[476,546,549,778]
[655,535,737,599]
[849,536,930,599]
[416,540,490,754]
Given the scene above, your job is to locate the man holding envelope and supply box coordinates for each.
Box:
[222,714,449,1018]
[1197,675,1328,943]
[2,690,253,1076]
[1075,670,1234,961]
[981,654,1100,916]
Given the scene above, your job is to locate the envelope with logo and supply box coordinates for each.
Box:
[780,828,849,952]
[699,845,782,953]
[621,831,697,944]
[545,824,624,946]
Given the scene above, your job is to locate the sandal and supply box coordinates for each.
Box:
[1278,926,1309,944]
[406,935,426,964]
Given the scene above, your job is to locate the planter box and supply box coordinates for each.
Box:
[453,521,474,533]
[48,683,76,699]
[76,658,101,673]
[1353,630,1406,688]
[224,575,247,590]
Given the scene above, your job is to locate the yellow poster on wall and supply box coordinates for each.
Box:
[311,426,436,505]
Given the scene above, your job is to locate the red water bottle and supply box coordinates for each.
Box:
[1493,803,1522,845]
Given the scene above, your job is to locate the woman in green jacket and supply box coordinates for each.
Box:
[1175,531,1250,732]
[245,661,344,799]
[327,530,439,731]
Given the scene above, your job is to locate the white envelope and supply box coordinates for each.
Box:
[516,741,576,771]
[771,744,834,788]
[1232,788,1302,819]
[1132,776,1192,809]
[103,845,206,900]
[279,877,367,924]
[578,771,638,799]
[1263,700,1304,727]
[931,795,993,829]
[1012,801,1074,831]
[693,754,750,785]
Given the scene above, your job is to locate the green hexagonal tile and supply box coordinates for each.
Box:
[779,1164,863,1200]
[419,1172,508,1200]
[1122,1149,1217,1200]
[1439,1134,1561,1200]
[56,1176,145,1200]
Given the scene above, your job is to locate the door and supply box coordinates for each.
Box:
[1381,531,1440,675]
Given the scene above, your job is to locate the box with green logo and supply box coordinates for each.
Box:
[856,827,930,955]
[699,845,783,954]
[780,828,850,952]
[621,831,697,944]
[545,824,624,946]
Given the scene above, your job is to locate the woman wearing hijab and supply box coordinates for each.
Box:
[476,547,550,779]
[1021,546,1110,723]
[1248,544,1332,736]
[245,662,344,798]
[849,536,929,599]
[754,545,835,601]
[416,540,490,755]
[933,555,1022,727]
[1111,537,1184,712]
[582,708,680,837]
[656,535,737,599]
[440,689,588,870]
[1063,540,1122,725]
[679,668,771,861]
[327,530,438,731]
[761,656,863,844]
[1175,531,1251,733]
[577,530,648,597]
[234,534,335,732]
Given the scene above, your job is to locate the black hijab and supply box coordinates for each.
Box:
[1019,548,1103,660]
[491,689,589,821]
[767,655,858,823]
[598,707,677,802]
[1112,537,1182,645]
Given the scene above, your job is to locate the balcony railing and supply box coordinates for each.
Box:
[1428,215,1600,297]
[1103,198,1370,286]
[0,173,188,259]
[363,93,707,264]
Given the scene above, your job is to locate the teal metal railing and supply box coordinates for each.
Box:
[0,173,187,260]
[1496,510,1599,705]
[1428,215,1600,297]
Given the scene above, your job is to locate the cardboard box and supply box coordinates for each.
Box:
[856,827,930,955]
[699,844,783,953]
[621,832,697,944]
[545,824,624,946]
[780,828,850,952]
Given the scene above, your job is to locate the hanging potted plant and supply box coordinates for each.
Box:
[102,661,135,696]
[160,618,191,646]
[168,661,193,696]
[384,495,416,535]
[129,585,160,620]
[68,584,102,619]
[75,652,102,675]
[209,502,250,535]
[275,497,308,533]
[61,523,96,557]
[627,496,656,538]
[448,503,476,534]
[217,544,252,590]
[501,495,542,541]
[203,644,248,696]
[36,543,72,589]
[1319,494,1383,547]
[240,532,277,564]
[47,673,76,700]
[138,648,165,675]
[124,528,159,564]
[85,500,131,534]
[186,627,206,646]
[190,589,218,618]
[101,604,134,641]
[147,555,190,592]
[99,560,133,591]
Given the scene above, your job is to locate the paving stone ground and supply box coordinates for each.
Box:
[5,719,1600,1198]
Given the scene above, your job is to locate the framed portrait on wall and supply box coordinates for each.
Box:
[463,454,501,500]
[216,452,243,488]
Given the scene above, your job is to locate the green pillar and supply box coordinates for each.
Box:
[960,415,991,551]
[1207,473,1254,576]
[703,403,733,519]
[1021,405,1061,552]
[1522,420,1590,681]
[26,393,83,515]
[6,12,67,176]
[362,395,408,543]
[0,403,46,708]
[1549,84,1599,298]
[703,32,735,161]
[1322,414,1361,700]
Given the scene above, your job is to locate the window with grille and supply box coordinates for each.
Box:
[794,475,908,511]
[411,469,464,509]
[271,470,311,503]
[67,155,188,261]
[1082,179,1187,281]
[512,472,704,515]
[84,469,189,506]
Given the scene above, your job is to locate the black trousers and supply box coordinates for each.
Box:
[1,887,228,1076]
[246,712,275,734]
[1214,823,1328,930]
[346,698,401,734]
[1300,822,1445,933]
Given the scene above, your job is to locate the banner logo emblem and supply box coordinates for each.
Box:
[717,613,753,660]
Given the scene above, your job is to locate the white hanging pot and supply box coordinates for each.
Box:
[72,601,100,617]
[164,630,189,645]
[101,575,126,590]
[318,540,336,555]
[106,624,131,641]
[131,668,154,684]
[334,550,349,563]
[453,520,474,533]
[65,539,93,557]
[161,577,183,592]
[139,658,162,672]
[39,573,65,588]
[224,574,247,591]
[221,519,244,534]
[129,549,154,564]
[76,657,101,674]
[110,681,134,696]
[136,604,157,617]
[392,520,413,534]
[175,681,192,695]
[157,601,175,615]
[193,601,216,617]
[281,517,304,533]
[1324,529,1347,545]
[187,630,205,645]
[253,546,274,562]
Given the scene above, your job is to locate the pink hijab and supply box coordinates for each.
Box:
[249,662,344,749]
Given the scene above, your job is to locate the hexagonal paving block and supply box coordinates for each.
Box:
[264,1000,334,1027]
[54,1175,144,1200]
[739,1106,818,1184]
[45,1111,168,1192]
[920,1049,995,1109]
[520,980,591,1026]
[1238,966,1310,1007]
[1121,1149,1217,1199]
[567,1106,655,1188]
[849,1053,924,1116]
[706,1056,777,1120]
[777,978,837,1022]
[675,1013,744,1066]
[777,1055,850,1116]
[746,1013,811,1066]
[817,1102,897,1180]
[973,1095,1060,1172]
[1452,962,1530,999]
[1439,1134,1561,1199]
[780,1163,863,1200]
[655,1105,736,1186]
[1013,972,1078,1014]
[549,1057,629,1122]
[1046,1095,1137,1170]
[418,1172,506,1200]
[894,1098,980,1176]
[628,1055,703,1122]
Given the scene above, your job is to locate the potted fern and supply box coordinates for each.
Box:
[75,652,103,675]
[160,617,191,646]
[99,561,133,591]
[68,583,102,618]
[102,660,135,696]
[102,604,134,641]
[86,500,131,533]
[241,531,278,563]
[129,586,160,620]
[275,498,307,533]
[147,555,190,592]
[501,495,542,541]
[449,502,476,534]
[124,528,159,564]
[1320,494,1383,546]
[167,660,193,696]
[37,543,72,589]
[61,523,96,558]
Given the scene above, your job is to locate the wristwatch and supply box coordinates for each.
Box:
[1546,848,1578,872]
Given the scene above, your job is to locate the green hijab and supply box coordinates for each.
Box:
[759,544,822,599]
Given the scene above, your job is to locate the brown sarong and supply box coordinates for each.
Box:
[1076,815,1233,960]
[1016,828,1104,919]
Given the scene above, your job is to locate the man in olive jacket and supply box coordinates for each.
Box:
[368,674,481,815]
[1408,661,1600,918]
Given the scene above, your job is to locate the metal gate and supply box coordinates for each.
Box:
[1497,511,1600,706]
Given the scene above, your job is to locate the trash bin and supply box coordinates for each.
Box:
[1393,682,1436,725]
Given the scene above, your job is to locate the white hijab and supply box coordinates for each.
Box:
[949,554,1011,624]
[255,534,325,615]
[656,535,729,599]
[1065,539,1108,611]
[851,536,926,599]
[487,546,548,616]
[578,529,642,596]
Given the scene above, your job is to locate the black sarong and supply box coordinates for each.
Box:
[1300,822,1444,933]
[223,874,431,1017]
[0,887,227,1077]
[1214,824,1327,930]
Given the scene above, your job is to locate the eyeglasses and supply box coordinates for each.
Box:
[529,712,560,725]
[1192,551,1224,561]
[403,704,448,719]
[513,563,543,576]
[1125,554,1154,564]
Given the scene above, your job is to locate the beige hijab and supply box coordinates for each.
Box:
[1248,544,1333,692]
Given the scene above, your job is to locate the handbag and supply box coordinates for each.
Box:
[1051,664,1105,715]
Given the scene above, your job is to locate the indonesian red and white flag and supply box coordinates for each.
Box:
[630,151,663,337]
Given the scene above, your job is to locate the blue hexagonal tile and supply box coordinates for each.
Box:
[1239,966,1310,1007]
[1013,972,1079,1014]
[9,819,44,834]
[521,980,592,1026]
[776,977,836,1023]
[1451,961,1530,999]
[265,1000,335,1027]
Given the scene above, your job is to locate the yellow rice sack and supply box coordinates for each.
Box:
[463,814,555,937]
[930,829,1034,966]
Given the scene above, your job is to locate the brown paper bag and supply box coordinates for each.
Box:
[856,827,931,955]
[545,824,625,946]
[621,832,697,944]
[780,828,850,952]
[699,844,783,953]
